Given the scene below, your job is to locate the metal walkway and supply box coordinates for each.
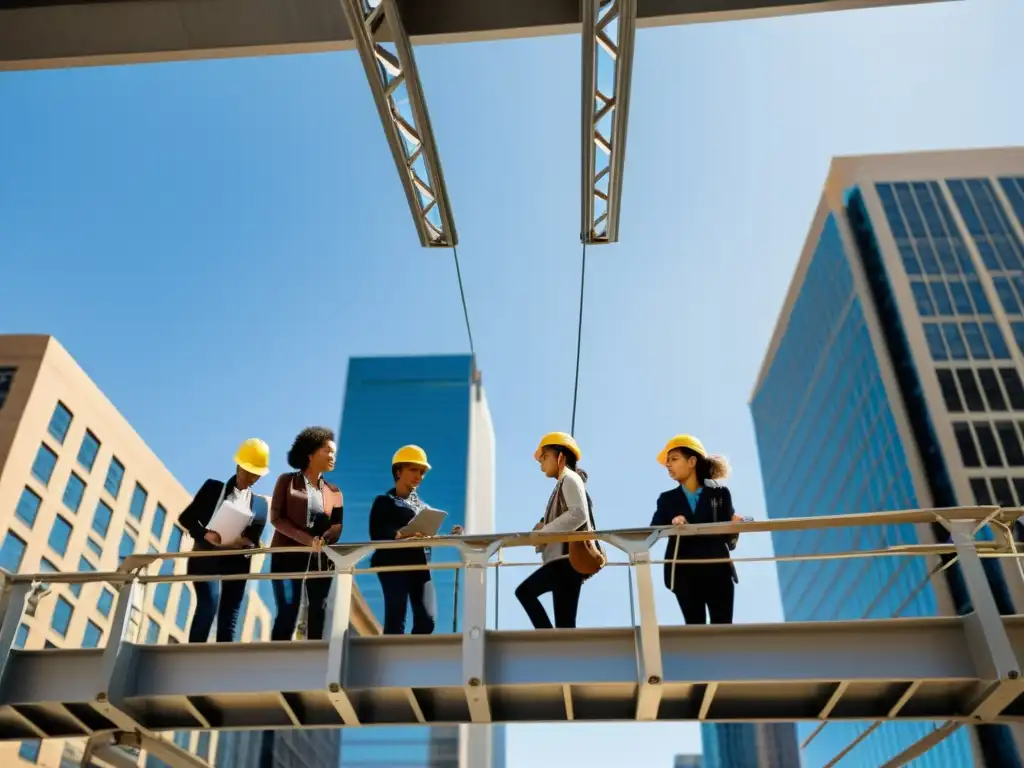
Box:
[0,506,1021,765]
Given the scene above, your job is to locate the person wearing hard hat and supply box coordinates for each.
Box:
[269,427,345,641]
[652,434,743,625]
[515,431,597,629]
[178,438,272,643]
[369,445,463,635]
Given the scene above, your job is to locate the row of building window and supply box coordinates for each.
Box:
[936,367,1024,414]
[923,320,1010,362]
[948,179,1024,275]
[971,475,1024,509]
[953,420,1024,469]
[910,275,990,318]
[1001,177,1024,230]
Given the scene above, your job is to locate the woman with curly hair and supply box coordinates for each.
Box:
[652,434,743,625]
[269,426,344,641]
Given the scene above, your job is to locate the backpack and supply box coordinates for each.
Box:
[569,491,607,577]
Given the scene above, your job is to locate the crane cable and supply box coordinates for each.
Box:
[570,241,588,436]
[452,244,475,357]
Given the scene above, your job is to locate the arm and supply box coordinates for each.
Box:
[369,496,404,541]
[324,495,343,544]
[241,495,268,548]
[178,480,219,542]
[722,488,740,551]
[270,474,316,546]
[539,475,589,534]
[650,494,673,527]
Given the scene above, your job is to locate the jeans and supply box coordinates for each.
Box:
[674,569,735,625]
[190,579,246,643]
[270,553,332,641]
[378,571,435,635]
[515,558,584,629]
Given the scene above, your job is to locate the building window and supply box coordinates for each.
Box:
[83,620,103,648]
[77,430,101,472]
[15,623,29,649]
[48,402,73,444]
[173,732,191,750]
[85,538,103,558]
[196,731,210,761]
[0,532,27,573]
[30,443,58,486]
[169,526,183,553]
[97,588,115,617]
[145,618,160,645]
[153,560,174,614]
[70,557,95,598]
[92,502,114,541]
[0,367,15,410]
[176,587,192,632]
[119,531,136,564]
[48,515,73,557]
[129,483,148,520]
[152,504,167,540]
[51,596,73,636]
[253,617,264,640]
[15,486,42,528]
[18,740,41,763]
[62,472,87,513]
[104,457,125,498]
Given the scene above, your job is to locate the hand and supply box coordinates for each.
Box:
[732,514,744,523]
[310,536,324,553]
[451,525,464,536]
[204,531,222,546]
[533,520,544,531]
[220,537,252,550]
[396,531,426,540]
[671,516,687,526]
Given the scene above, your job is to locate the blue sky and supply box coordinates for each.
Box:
[1,0,1022,765]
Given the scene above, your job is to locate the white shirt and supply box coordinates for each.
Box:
[538,467,590,563]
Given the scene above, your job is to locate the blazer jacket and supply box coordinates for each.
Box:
[650,480,739,589]
[178,476,268,575]
[270,471,344,548]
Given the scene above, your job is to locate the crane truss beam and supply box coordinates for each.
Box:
[340,0,456,247]
[581,0,636,244]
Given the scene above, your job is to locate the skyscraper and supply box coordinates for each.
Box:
[0,335,271,768]
[700,723,799,767]
[750,149,1024,766]
[330,354,504,768]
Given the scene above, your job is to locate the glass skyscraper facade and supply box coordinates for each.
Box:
[751,150,1024,767]
[701,722,799,767]
[328,354,504,768]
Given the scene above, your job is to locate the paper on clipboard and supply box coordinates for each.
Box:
[207,498,254,543]
[399,508,447,537]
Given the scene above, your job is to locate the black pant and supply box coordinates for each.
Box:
[190,578,247,643]
[516,558,584,629]
[674,570,735,625]
[378,571,435,635]
[269,553,332,641]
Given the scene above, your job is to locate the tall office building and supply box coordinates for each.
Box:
[0,335,272,768]
[750,149,1024,766]
[700,723,799,767]
[330,354,505,768]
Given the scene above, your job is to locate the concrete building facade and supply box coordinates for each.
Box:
[0,335,271,768]
[750,148,1024,766]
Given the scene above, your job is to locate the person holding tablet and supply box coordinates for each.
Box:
[178,438,271,643]
[651,434,743,625]
[369,445,463,635]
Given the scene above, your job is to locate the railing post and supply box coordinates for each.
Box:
[943,518,1023,718]
[321,546,372,726]
[457,544,498,723]
[607,532,663,722]
[95,577,144,731]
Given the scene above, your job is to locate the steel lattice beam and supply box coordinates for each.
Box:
[581,0,636,244]
[340,0,456,247]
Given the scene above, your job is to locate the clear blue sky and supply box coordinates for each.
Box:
[1,1,1021,765]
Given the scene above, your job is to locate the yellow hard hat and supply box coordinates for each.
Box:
[392,445,431,470]
[657,434,706,465]
[235,438,271,476]
[534,431,581,461]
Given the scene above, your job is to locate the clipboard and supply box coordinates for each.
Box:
[399,508,448,537]
[207,498,254,542]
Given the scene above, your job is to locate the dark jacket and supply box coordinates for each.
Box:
[269,472,344,548]
[650,481,738,590]
[178,477,268,575]
[369,491,431,570]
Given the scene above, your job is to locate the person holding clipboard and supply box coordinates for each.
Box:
[178,438,271,643]
[269,426,344,641]
[369,445,463,635]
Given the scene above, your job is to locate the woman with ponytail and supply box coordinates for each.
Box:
[652,434,743,625]
[515,431,596,629]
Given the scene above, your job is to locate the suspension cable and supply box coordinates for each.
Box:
[452,244,475,357]
[570,241,588,435]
